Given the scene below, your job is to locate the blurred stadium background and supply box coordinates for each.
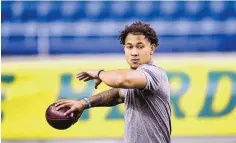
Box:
[1,1,236,143]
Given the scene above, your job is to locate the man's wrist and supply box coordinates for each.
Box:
[97,70,105,79]
[80,98,91,110]
[82,98,91,109]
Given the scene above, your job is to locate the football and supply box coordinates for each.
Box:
[45,103,75,130]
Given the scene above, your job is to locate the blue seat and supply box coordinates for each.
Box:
[36,1,62,22]
[224,1,236,19]
[158,1,182,20]
[209,1,230,21]
[46,2,63,22]
[82,1,109,21]
[1,1,13,22]
[108,1,134,21]
[184,1,207,21]
[20,1,37,22]
[61,1,78,21]
[132,1,154,21]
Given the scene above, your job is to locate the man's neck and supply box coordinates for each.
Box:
[147,59,153,65]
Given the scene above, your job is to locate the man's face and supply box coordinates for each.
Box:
[124,33,155,69]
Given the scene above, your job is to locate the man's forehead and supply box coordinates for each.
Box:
[125,33,149,44]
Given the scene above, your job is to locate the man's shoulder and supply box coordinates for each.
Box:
[137,64,167,74]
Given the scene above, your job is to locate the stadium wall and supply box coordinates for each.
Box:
[1,54,236,143]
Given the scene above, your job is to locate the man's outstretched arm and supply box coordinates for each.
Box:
[77,69,147,89]
[54,88,124,122]
[88,88,124,107]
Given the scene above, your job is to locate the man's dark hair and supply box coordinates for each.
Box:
[118,21,159,47]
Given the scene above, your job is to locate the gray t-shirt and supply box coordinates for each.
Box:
[119,64,171,143]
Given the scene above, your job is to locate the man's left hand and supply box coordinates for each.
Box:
[76,70,102,89]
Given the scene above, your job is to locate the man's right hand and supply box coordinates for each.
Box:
[55,99,88,123]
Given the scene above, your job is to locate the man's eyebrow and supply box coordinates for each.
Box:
[125,43,132,45]
[136,42,145,45]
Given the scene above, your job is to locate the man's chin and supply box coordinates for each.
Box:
[130,64,139,70]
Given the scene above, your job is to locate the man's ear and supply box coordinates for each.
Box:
[150,44,157,55]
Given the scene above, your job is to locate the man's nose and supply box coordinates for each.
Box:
[131,48,138,56]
